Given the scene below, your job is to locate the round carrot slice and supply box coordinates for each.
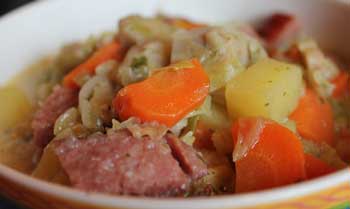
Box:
[232,117,306,193]
[304,154,335,179]
[289,88,334,145]
[63,41,122,89]
[114,59,209,127]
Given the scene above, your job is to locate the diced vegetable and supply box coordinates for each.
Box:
[110,117,168,140]
[226,58,303,122]
[232,117,306,193]
[304,154,335,179]
[231,117,266,161]
[50,170,70,185]
[328,97,350,134]
[203,26,267,92]
[171,28,208,63]
[200,102,231,130]
[297,38,339,98]
[201,165,234,194]
[0,121,38,174]
[331,70,349,98]
[55,40,96,74]
[191,150,234,194]
[167,18,206,30]
[281,119,297,133]
[191,87,230,155]
[211,129,233,155]
[53,107,80,136]
[202,49,243,92]
[170,117,189,136]
[32,125,90,185]
[118,41,170,86]
[0,87,32,130]
[171,25,267,92]
[206,25,267,67]
[79,74,114,130]
[193,120,215,150]
[63,41,122,89]
[180,131,196,146]
[301,138,346,169]
[289,88,334,145]
[114,59,210,127]
[32,140,67,184]
[119,16,175,47]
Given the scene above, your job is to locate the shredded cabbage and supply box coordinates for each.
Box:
[301,138,346,169]
[111,118,168,140]
[297,38,339,98]
[53,107,80,136]
[79,72,114,130]
[180,131,196,146]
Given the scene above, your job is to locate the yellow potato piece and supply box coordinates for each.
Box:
[32,140,70,185]
[32,144,60,180]
[0,131,38,174]
[225,58,303,122]
[0,86,32,130]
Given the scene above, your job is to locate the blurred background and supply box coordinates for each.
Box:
[0,0,33,206]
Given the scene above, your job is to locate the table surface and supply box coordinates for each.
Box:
[0,194,27,209]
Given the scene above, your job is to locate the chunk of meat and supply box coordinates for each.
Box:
[54,130,207,197]
[166,134,208,179]
[32,86,78,148]
[259,13,300,48]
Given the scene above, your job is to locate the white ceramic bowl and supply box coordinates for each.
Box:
[0,0,349,209]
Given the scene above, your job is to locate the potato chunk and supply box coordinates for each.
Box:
[225,58,303,122]
[32,140,70,185]
[0,86,32,130]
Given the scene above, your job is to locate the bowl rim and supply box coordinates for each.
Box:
[0,0,349,208]
[0,164,349,209]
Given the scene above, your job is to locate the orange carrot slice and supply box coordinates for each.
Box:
[63,41,122,89]
[289,88,334,145]
[113,59,210,127]
[169,18,206,30]
[304,154,336,179]
[232,117,306,193]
